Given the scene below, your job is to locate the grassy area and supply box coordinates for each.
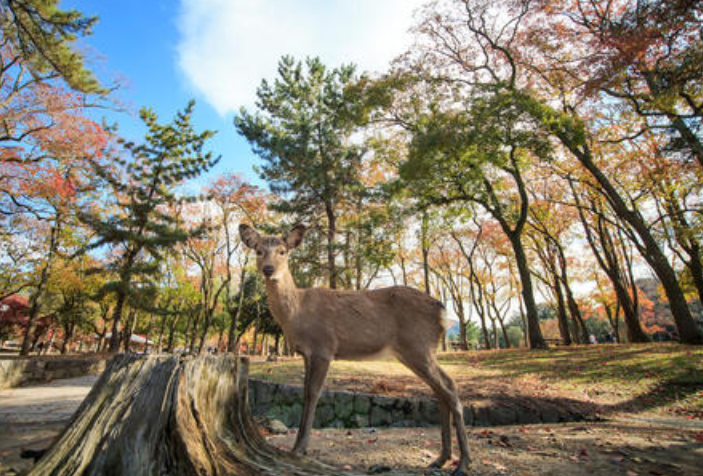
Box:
[250,343,703,418]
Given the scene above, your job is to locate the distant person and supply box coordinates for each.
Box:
[589,334,597,344]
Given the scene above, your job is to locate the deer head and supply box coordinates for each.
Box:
[239,224,306,281]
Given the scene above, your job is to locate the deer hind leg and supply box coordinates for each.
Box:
[292,354,330,454]
[435,364,471,475]
[429,401,452,469]
[397,352,471,476]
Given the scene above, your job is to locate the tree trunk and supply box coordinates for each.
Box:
[687,243,703,306]
[498,318,510,349]
[572,187,650,343]
[26,354,343,476]
[21,215,63,355]
[553,278,572,346]
[399,255,408,287]
[274,334,281,355]
[509,234,547,349]
[197,309,213,355]
[565,142,702,344]
[44,330,56,355]
[252,325,259,355]
[554,243,588,344]
[563,284,588,344]
[122,309,137,353]
[604,302,621,343]
[60,325,74,355]
[188,312,200,353]
[227,266,248,353]
[216,327,224,351]
[469,273,491,349]
[662,192,703,306]
[421,211,431,295]
[166,317,179,353]
[109,291,126,353]
[324,200,338,289]
[156,315,167,353]
[518,295,528,347]
[458,312,469,351]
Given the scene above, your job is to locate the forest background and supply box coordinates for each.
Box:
[1,0,702,358]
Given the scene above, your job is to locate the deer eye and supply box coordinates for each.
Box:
[279,250,286,256]
[256,250,263,256]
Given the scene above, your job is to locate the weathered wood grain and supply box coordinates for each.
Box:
[26,355,356,476]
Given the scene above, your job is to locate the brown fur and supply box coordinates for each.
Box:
[239,223,471,475]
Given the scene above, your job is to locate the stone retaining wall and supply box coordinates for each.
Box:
[248,378,586,429]
[0,357,107,389]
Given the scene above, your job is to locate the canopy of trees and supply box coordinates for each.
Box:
[2,0,702,356]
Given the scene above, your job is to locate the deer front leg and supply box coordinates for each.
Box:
[292,355,330,454]
[428,401,452,469]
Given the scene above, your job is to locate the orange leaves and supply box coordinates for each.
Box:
[35,169,77,202]
[0,41,110,208]
[208,173,269,224]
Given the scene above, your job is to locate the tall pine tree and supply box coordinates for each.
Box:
[81,101,218,352]
[235,56,365,289]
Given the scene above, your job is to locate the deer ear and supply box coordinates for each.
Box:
[239,224,261,249]
[284,224,306,249]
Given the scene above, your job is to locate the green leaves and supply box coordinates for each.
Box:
[396,86,554,212]
[81,101,218,306]
[235,56,364,212]
[0,0,103,93]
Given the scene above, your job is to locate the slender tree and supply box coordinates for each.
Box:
[80,101,218,352]
[235,56,366,289]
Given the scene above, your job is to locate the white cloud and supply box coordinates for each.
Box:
[176,0,427,116]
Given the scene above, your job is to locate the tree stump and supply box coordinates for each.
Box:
[27,354,354,476]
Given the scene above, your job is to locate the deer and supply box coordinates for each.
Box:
[239,223,471,476]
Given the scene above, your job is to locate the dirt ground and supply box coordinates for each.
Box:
[1,350,702,475]
[266,420,703,476]
[0,375,97,475]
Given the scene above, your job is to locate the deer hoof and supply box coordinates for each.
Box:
[451,463,471,476]
[428,455,449,469]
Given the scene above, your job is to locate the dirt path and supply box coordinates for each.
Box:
[0,375,98,475]
[0,374,701,476]
[266,421,703,476]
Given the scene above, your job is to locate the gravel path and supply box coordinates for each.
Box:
[0,375,98,474]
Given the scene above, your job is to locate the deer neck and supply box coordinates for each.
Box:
[265,268,300,324]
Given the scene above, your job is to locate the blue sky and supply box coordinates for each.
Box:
[63,0,426,189]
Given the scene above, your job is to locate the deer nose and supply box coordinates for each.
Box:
[262,265,274,277]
